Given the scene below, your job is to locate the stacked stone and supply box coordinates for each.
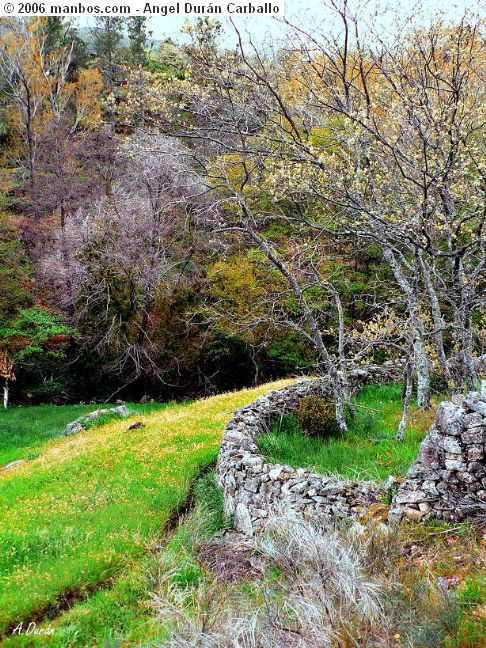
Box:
[389,390,486,522]
[216,365,398,536]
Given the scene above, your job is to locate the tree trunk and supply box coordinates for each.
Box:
[381,246,431,408]
[333,290,355,420]
[3,380,9,409]
[24,95,40,220]
[396,361,413,442]
[249,345,259,386]
[60,204,75,319]
[452,258,478,390]
[416,253,451,385]
[249,229,348,431]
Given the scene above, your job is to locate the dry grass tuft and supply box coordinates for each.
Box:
[154,510,387,647]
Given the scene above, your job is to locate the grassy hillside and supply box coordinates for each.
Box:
[0,401,170,467]
[0,380,293,645]
[1,381,483,647]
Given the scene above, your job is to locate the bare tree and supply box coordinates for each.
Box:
[167,3,484,411]
[0,18,74,219]
[42,132,203,392]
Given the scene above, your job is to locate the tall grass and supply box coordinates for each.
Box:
[259,383,440,480]
[151,497,485,648]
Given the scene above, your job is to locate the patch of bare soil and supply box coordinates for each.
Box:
[198,531,267,583]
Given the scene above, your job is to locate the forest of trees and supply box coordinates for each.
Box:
[0,9,484,432]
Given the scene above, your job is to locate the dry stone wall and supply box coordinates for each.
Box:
[216,364,400,535]
[389,387,486,522]
[217,367,486,535]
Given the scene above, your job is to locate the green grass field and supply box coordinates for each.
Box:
[1,381,471,647]
[259,383,440,481]
[0,380,293,646]
[0,401,172,467]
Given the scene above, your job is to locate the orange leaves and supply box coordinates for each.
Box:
[0,19,103,140]
[75,68,103,128]
[0,350,15,380]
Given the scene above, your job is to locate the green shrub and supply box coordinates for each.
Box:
[27,378,68,401]
[294,395,341,438]
[458,576,486,608]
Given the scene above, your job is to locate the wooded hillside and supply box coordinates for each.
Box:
[0,10,483,425]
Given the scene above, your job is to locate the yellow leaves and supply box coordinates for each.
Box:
[75,68,103,127]
[116,64,185,126]
[354,308,409,347]
[208,153,247,190]
[207,257,264,324]
[0,20,104,138]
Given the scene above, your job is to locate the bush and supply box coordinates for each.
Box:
[294,394,341,438]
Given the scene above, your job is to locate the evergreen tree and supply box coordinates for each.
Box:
[44,17,88,74]
[127,17,151,66]
[92,17,125,87]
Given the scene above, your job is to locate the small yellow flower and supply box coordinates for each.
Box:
[393,634,401,639]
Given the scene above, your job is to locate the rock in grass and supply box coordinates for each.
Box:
[64,419,83,436]
[128,421,145,430]
[111,405,131,417]
[2,458,25,471]
[63,405,132,436]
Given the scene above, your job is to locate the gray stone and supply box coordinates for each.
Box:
[451,394,466,407]
[244,478,260,493]
[2,458,25,471]
[419,441,440,468]
[444,459,467,471]
[422,480,439,495]
[467,445,484,462]
[463,413,483,428]
[439,436,462,454]
[456,471,476,484]
[269,466,284,480]
[461,428,484,444]
[111,404,131,417]
[235,503,253,536]
[435,401,465,435]
[466,401,486,417]
[394,490,429,504]
[63,404,133,437]
[64,419,83,436]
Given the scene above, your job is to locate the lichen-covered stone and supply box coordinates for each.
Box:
[63,404,132,436]
[389,392,485,523]
[216,364,400,535]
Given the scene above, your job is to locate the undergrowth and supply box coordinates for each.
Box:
[144,479,485,647]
